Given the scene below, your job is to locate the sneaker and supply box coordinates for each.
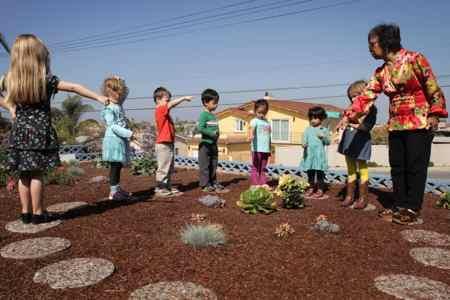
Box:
[213,183,228,193]
[31,211,55,225]
[20,213,32,224]
[118,188,132,198]
[111,191,131,201]
[156,188,173,197]
[169,187,182,194]
[392,208,420,225]
[201,186,216,193]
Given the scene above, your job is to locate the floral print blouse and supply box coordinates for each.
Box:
[345,48,448,131]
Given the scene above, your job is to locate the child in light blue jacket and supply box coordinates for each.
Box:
[101,76,134,201]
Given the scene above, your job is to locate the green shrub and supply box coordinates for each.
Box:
[0,146,9,186]
[237,187,277,214]
[435,191,450,209]
[92,156,109,169]
[130,154,157,176]
[180,224,226,248]
[66,166,85,177]
[44,164,85,185]
[276,174,308,209]
[44,168,76,185]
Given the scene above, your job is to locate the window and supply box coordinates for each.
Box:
[235,118,246,132]
[271,119,289,142]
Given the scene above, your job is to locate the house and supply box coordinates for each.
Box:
[187,99,343,164]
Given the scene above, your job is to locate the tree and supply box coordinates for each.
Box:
[53,95,94,144]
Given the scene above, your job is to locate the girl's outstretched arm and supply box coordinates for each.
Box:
[57,81,109,104]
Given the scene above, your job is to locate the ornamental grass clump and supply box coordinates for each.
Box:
[275,174,309,209]
[237,187,277,214]
[435,191,450,209]
[180,224,226,248]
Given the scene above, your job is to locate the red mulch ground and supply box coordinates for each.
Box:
[0,165,449,299]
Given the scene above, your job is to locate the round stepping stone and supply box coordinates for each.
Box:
[410,247,450,270]
[401,229,450,247]
[47,201,88,214]
[34,258,115,289]
[350,203,376,211]
[130,281,217,300]
[374,274,450,300]
[1,237,70,259]
[5,219,62,234]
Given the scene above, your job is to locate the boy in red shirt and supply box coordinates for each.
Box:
[153,87,193,197]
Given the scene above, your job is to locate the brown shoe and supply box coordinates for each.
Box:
[378,208,394,222]
[341,181,356,207]
[353,181,368,209]
[392,208,420,225]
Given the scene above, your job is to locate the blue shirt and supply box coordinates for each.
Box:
[250,118,271,153]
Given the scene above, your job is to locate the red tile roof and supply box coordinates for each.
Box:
[217,99,344,119]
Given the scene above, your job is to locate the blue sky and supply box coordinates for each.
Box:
[1,0,449,122]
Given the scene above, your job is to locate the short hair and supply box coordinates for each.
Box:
[254,99,269,111]
[102,75,129,103]
[153,86,172,103]
[347,80,367,101]
[368,23,402,54]
[201,88,219,105]
[308,106,327,120]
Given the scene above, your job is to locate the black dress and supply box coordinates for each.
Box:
[337,106,377,161]
[8,75,61,174]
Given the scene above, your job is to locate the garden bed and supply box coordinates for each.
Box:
[0,166,449,299]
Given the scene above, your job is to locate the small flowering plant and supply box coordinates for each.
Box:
[435,191,450,209]
[275,223,295,239]
[275,174,309,209]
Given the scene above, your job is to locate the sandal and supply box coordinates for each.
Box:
[378,208,394,222]
[392,208,420,225]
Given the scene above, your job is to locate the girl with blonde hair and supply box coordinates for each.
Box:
[0,34,109,224]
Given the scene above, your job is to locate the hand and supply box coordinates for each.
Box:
[426,115,439,131]
[98,96,110,105]
[348,123,360,129]
[183,96,194,102]
[336,117,348,130]
[9,105,16,120]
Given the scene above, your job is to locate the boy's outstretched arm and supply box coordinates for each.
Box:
[168,96,193,109]
[57,81,109,104]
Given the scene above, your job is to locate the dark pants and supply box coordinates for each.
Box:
[307,170,325,190]
[388,129,433,211]
[199,143,218,188]
[110,162,123,186]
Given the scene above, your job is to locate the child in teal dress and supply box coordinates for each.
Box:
[301,106,331,199]
[101,76,134,201]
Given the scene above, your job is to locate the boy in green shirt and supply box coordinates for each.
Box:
[197,89,226,193]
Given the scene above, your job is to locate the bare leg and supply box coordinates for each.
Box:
[18,176,32,214]
[30,173,44,215]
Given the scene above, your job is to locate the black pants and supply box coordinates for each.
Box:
[388,129,433,211]
[307,170,325,190]
[198,143,218,188]
[110,162,123,186]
